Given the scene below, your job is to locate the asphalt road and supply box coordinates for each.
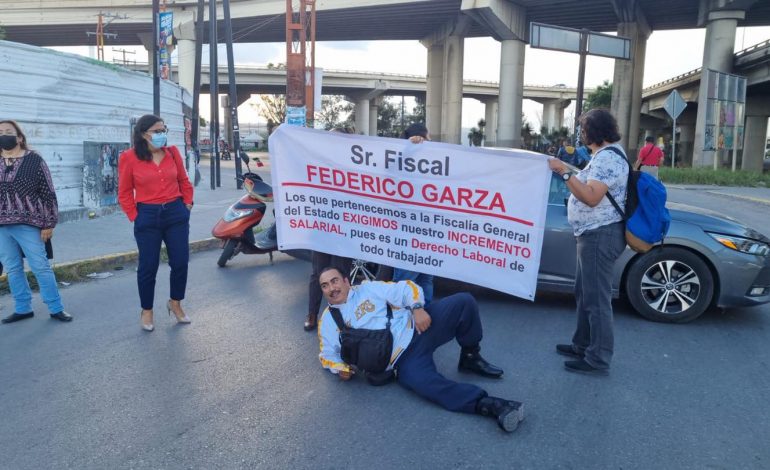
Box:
[667,186,770,238]
[1,246,769,469]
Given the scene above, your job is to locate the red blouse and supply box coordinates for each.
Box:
[117,145,194,221]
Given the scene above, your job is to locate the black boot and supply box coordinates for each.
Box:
[476,396,524,433]
[458,346,504,378]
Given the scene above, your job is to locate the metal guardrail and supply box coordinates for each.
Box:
[735,38,770,58]
[644,39,770,93]
[126,62,580,90]
[644,68,702,92]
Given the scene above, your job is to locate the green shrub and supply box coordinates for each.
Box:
[659,168,770,187]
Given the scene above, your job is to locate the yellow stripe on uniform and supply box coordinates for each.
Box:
[390,347,403,365]
[405,280,421,302]
[318,308,349,372]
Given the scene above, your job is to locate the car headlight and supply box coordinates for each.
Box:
[707,233,770,256]
[223,207,254,222]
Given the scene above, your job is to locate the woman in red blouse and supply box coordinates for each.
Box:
[118,114,194,331]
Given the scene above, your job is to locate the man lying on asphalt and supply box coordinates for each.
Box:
[317,267,524,433]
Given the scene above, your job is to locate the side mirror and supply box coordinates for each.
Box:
[239,149,250,166]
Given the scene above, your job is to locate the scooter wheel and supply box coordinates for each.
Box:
[217,239,238,267]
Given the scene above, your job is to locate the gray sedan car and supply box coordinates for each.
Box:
[541,175,770,323]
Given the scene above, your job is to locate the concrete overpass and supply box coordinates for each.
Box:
[4,1,770,46]
[3,0,770,159]
[128,63,591,134]
[639,39,770,170]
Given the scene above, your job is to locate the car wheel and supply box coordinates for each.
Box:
[625,247,714,323]
[217,239,238,267]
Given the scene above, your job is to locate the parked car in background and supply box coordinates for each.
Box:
[542,174,770,323]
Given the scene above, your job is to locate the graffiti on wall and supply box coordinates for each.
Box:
[83,141,129,209]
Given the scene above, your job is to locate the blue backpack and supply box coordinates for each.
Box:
[604,146,671,253]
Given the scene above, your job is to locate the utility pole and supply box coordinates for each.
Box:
[86,12,122,61]
[189,0,205,186]
[222,0,244,188]
[285,0,316,127]
[209,0,221,189]
[152,0,160,116]
[111,48,136,66]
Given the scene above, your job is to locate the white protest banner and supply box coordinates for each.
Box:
[269,125,551,301]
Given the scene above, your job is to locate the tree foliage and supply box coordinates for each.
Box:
[316,95,354,130]
[253,94,286,128]
[376,96,426,138]
[467,118,486,146]
[583,80,612,111]
[521,114,536,149]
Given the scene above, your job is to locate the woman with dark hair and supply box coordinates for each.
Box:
[118,114,194,331]
[547,109,628,375]
[0,120,72,324]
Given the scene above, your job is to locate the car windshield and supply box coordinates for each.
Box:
[548,174,571,205]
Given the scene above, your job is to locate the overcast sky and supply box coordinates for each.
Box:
[55,26,770,130]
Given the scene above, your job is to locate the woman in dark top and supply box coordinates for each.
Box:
[118,114,194,332]
[0,120,72,324]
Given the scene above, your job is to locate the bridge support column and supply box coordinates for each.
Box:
[539,98,570,134]
[461,0,526,147]
[425,43,444,140]
[369,97,380,136]
[693,6,745,167]
[483,98,498,147]
[497,39,525,148]
[355,98,370,135]
[173,13,196,94]
[743,111,769,172]
[441,35,464,144]
[612,21,649,157]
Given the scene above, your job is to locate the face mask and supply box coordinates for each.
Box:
[0,135,18,151]
[150,133,167,148]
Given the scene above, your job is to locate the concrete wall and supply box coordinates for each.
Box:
[0,40,191,215]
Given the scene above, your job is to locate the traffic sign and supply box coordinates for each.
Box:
[664,90,687,120]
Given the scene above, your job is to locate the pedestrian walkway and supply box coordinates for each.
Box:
[51,155,273,267]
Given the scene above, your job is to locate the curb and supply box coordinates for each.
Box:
[0,238,222,294]
[706,191,770,207]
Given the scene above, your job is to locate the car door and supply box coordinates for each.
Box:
[538,174,577,291]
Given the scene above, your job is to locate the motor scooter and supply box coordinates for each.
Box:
[212,152,277,267]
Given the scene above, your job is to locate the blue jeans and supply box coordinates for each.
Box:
[396,293,486,413]
[0,224,64,314]
[392,269,433,304]
[573,222,626,369]
[134,199,190,309]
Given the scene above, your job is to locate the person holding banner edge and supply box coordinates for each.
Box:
[390,123,434,304]
[304,127,357,331]
[547,109,628,375]
[316,266,524,433]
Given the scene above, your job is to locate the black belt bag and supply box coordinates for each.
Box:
[329,305,393,374]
